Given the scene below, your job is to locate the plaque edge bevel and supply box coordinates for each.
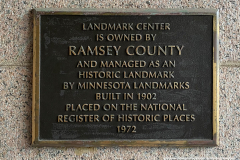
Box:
[32,9,219,147]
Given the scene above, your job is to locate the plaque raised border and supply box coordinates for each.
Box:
[32,8,219,147]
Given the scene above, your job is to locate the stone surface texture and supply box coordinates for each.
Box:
[0,0,239,159]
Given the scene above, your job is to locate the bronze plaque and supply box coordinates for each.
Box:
[32,9,219,147]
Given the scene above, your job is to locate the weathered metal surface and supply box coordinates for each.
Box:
[32,9,219,147]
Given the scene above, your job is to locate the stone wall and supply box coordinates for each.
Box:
[0,0,239,159]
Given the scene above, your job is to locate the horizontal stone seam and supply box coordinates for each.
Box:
[0,62,240,67]
[0,63,32,67]
[220,62,240,67]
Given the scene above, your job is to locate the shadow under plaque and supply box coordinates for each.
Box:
[32,8,219,147]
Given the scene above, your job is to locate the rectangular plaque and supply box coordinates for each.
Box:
[32,9,219,147]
